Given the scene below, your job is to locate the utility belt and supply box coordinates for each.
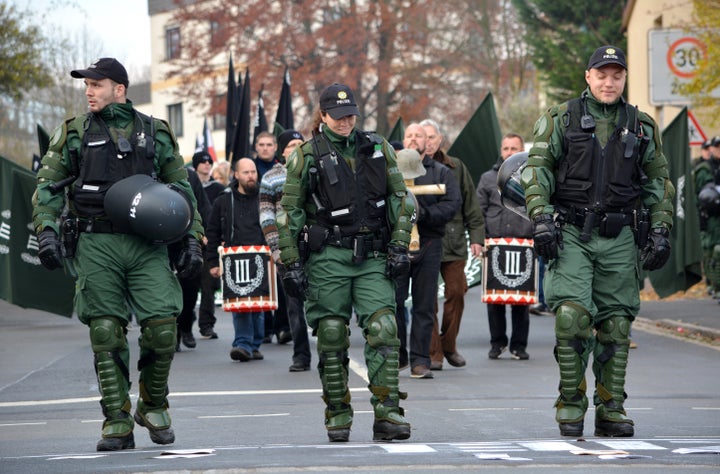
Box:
[60,215,119,259]
[75,218,121,234]
[557,206,649,245]
[303,224,388,265]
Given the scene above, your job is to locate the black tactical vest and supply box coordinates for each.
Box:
[72,112,156,217]
[553,97,642,213]
[311,131,389,236]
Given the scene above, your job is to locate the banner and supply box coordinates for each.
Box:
[230,68,251,164]
[648,107,703,297]
[225,54,239,155]
[274,66,294,131]
[448,92,502,186]
[0,155,75,317]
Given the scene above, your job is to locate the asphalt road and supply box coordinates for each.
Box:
[1,286,718,473]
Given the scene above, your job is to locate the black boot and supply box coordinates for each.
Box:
[96,432,135,451]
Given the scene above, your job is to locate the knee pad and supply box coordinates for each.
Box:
[316,317,349,353]
[90,317,127,353]
[596,316,631,345]
[555,303,592,341]
[139,317,176,355]
[365,310,399,350]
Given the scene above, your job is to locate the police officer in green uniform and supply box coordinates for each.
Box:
[277,83,415,442]
[520,46,674,437]
[32,58,204,451]
[694,135,720,298]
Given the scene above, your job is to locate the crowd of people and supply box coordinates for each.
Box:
[33,46,685,449]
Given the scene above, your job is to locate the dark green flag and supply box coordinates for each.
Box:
[648,107,703,298]
[448,92,502,185]
[387,117,405,145]
[37,123,50,158]
[1,155,75,316]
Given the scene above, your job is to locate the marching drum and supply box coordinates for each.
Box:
[481,237,537,305]
[219,245,278,312]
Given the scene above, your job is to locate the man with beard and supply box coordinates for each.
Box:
[207,158,268,361]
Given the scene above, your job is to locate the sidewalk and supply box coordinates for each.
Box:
[637,297,720,346]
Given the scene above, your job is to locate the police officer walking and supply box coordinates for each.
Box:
[32,58,204,451]
[277,83,415,442]
[520,46,674,437]
[694,135,720,298]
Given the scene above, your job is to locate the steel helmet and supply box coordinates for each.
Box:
[104,174,193,244]
[497,151,530,220]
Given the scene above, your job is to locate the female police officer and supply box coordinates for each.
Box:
[277,83,415,442]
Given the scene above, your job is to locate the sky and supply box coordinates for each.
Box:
[9,0,151,75]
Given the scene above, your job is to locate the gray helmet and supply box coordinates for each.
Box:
[104,174,193,244]
[698,183,720,216]
[497,151,530,220]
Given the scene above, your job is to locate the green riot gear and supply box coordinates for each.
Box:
[135,317,176,445]
[364,310,410,441]
[89,317,135,451]
[593,316,634,437]
[553,303,594,436]
[316,317,352,442]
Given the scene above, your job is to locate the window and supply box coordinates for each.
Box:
[212,94,226,130]
[165,26,181,60]
[167,103,183,137]
[210,20,224,48]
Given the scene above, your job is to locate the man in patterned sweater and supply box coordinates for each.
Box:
[259,129,311,371]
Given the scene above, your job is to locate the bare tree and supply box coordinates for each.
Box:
[166,0,536,140]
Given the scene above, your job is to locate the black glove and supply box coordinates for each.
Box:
[641,228,671,271]
[385,245,410,280]
[532,214,563,260]
[175,236,203,279]
[37,228,63,270]
[282,262,308,300]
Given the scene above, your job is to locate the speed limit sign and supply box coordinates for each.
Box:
[649,29,718,105]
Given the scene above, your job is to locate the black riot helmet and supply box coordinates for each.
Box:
[497,151,530,220]
[698,183,720,215]
[104,174,193,244]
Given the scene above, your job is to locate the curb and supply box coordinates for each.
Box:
[634,316,720,347]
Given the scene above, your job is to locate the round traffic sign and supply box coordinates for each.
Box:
[666,36,707,79]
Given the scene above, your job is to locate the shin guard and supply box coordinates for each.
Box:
[593,316,634,436]
[364,309,410,441]
[317,317,352,439]
[135,317,176,443]
[553,303,593,435]
[89,317,133,440]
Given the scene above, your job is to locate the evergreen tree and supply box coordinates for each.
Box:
[511,0,626,103]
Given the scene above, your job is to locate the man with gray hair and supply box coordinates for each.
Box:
[420,119,484,370]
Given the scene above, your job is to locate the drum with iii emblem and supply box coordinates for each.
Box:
[219,245,278,312]
[481,237,537,305]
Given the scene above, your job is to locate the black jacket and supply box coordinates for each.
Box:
[415,156,462,239]
[206,182,266,267]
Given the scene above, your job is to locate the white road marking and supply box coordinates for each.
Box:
[0,422,46,427]
[518,441,578,451]
[595,440,667,450]
[198,413,289,419]
[380,443,436,453]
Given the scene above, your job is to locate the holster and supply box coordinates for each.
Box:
[598,213,627,238]
[307,224,329,252]
[61,216,79,259]
[634,209,650,248]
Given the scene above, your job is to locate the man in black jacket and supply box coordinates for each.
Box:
[395,123,461,379]
[206,158,268,361]
[477,133,533,361]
